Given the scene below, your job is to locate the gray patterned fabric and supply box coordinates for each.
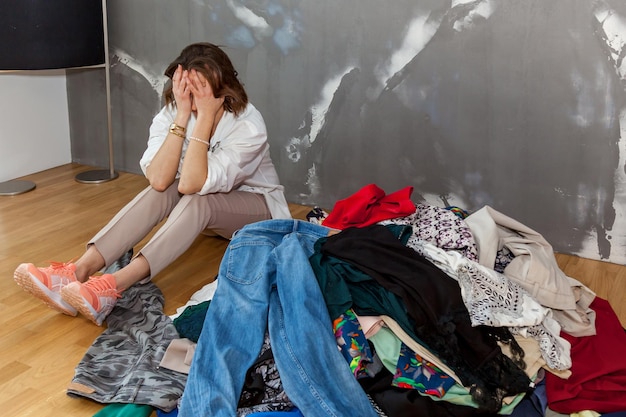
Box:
[67,282,186,412]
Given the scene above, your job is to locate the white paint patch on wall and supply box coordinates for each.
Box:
[578,107,626,264]
[451,0,476,7]
[578,4,626,264]
[285,67,353,159]
[375,1,496,102]
[376,13,441,85]
[113,48,168,103]
[569,70,592,127]
[226,0,273,40]
[569,63,613,129]
[286,135,308,162]
[595,5,626,78]
[420,190,468,210]
[452,0,495,32]
[305,163,321,198]
[421,192,447,207]
[604,108,626,264]
[576,227,600,261]
[285,67,354,197]
[309,70,352,143]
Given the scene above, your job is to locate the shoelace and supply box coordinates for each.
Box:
[44,261,78,280]
[46,259,77,272]
[84,276,122,298]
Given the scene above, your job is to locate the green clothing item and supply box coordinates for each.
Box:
[93,403,154,417]
[368,326,402,373]
[173,300,211,343]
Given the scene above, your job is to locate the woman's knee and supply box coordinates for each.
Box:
[169,193,214,231]
[139,183,182,211]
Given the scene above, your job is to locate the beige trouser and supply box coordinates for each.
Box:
[88,181,271,279]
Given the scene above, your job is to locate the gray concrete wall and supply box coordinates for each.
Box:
[68,0,626,264]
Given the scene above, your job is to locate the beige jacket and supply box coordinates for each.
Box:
[465,205,596,337]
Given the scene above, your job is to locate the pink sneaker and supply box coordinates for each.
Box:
[14,262,78,316]
[61,274,121,326]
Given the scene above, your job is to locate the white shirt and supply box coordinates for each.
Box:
[139,103,291,219]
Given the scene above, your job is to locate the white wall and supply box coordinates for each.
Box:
[0,70,71,182]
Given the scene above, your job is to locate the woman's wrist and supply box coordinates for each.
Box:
[189,136,210,146]
[173,116,190,128]
[173,108,191,126]
[192,117,214,138]
[168,123,186,139]
[194,112,215,127]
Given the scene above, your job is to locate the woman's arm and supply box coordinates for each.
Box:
[146,65,193,191]
[178,69,225,194]
[198,121,269,195]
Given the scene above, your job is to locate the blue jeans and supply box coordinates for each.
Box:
[178,220,378,417]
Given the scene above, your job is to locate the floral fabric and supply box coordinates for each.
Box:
[392,343,455,397]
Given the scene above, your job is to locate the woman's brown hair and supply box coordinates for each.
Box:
[163,42,248,116]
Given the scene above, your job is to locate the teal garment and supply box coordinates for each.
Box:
[310,237,421,344]
[382,223,413,245]
[93,403,154,417]
[172,300,211,343]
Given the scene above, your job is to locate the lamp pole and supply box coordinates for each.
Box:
[75,0,118,183]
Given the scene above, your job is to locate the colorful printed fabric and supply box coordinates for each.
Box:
[392,342,455,397]
[445,206,469,219]
[333,309,375,379]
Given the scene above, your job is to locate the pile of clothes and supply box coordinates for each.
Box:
[68,184,626,417]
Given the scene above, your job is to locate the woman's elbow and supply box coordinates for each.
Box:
[148,177,173,192]
[177,181,202,195]
[146,169,175,192]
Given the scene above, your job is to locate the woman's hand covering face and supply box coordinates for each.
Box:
[187,69,225,118]
[172,64,193,117]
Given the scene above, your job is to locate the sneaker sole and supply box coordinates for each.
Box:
[60,286,105,326]
[13,266,78,316]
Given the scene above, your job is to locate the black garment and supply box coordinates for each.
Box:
[318,225,531,413]
[360,367,499,417]
[236,333,294,416]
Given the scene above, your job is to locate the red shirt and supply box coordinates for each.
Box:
[322,184,416,230]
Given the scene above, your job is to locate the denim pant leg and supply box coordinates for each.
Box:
[178,220,330,417]
[269,232,379,417]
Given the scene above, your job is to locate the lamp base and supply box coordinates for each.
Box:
[75,169,119,184]
[0,180,36,196]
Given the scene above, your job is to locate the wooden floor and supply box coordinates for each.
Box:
[0,163,624,416]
